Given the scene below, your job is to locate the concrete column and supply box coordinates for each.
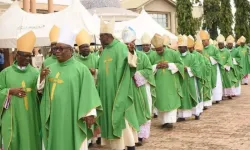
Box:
[23,0,30,12]
[170,12,176,35]
[48,0,54,13]
[30,0,36,13]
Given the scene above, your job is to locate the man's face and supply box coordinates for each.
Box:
[178,46,187,53]
[218,43,224,49]
[155,47,164,55]
[55,43,72,62]
[79,44,90,57]
[188,47,194,52]
[142,44,151,52]
[16,51,32,67]
[241,42,245,47]
[51,43,57,55]
[125,40,136,52]
[227,43,233,49]
[202,39,209,47]
[100,33,112,46]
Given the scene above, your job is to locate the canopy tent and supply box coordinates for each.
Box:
[0,0,12,5]
[0,0,99,48]
[114,9,177,43]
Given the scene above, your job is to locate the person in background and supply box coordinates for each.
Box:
[0,49,4,72]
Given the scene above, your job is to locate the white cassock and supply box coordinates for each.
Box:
[192,77,203,115]
[178,67,200,118]
[152,63,179,124]
[242,75,249,84]
[134,71,152,139]
[235,82,241,96]
[222,65,235,96]
[210,57,223,102]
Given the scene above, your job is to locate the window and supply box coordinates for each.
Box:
[149,13,170,29]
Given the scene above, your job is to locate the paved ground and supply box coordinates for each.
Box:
[91,84,250,150]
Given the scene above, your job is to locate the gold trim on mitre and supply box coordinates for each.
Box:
[76,28,92,46]
[178,35,188,47]
[240,36,246,43]
[163,35,170,46]
[141,33,151,45]
[226,35,235,44]
[216,34,225,43]
[187,35,195,48]
[49,25,60,43]
[195,40,204,51]
[17,31,36,53]
[151,34,164,48]
[100,17,115,35]
[199,30,209,40]
[236,38,241,45]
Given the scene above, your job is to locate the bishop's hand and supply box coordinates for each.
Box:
[161,62,169,69]
[89,68,96,75]
[9,88,26,98]
[184,67,188,72]
[84,116,95,128]
[40,64,50,82]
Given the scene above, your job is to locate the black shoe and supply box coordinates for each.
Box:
[228,96,233,99]
[135,138,143,146]
[88,143,93,148]
[127,146,136,150]
[215,101,220,104]
[177,118,185,122]
[96,137,101,145]
[153,114,158,118]
[203,107,208,110]
[195,115,200,120]
[166,123,174,128]
[244,83,248,85]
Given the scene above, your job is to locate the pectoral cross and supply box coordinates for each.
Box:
[221,55,225,60]
[49,72,64,101]
[104,56,113,75]
[242,50,247,56]
[21,81,32,110]
[160,57,168,73]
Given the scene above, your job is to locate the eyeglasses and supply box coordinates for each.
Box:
[55,46,72,52]
[17,52,32,59]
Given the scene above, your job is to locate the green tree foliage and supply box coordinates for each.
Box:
[219,0,233,37]
[203,0,221,39]
[176,0,197,36]
[234,0,250,42]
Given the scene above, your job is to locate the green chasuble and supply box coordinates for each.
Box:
[179,52,200,109]
[229,47,244,85]
[143,49,154,63]
[97,39,139,139]
[237,45,250,75]
[40,57,102,150]
[0,63,42,150]
[218,48,237,88]
[192,50,212,102]
[150,48,184,111]
[76,53,99,69]
[43,55,57,67]
[202,44,222,88]
[131,50,156,126]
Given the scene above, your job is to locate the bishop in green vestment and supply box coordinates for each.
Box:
[150,34,184,129]
[200,30,223,103]
[193,41,213,109]
[226,35,243,96]
[97,20,139,150]
[217,35,237,99]
[40,26,102,150]
[75,29,99,83]
[141,33,154,62]
[43,25,60,67]
[0,31,42,150]
[237,36,250,85]
[122,27,156,145]
[177,35,201,121]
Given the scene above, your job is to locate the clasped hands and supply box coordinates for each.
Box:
[156,62,169,69]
